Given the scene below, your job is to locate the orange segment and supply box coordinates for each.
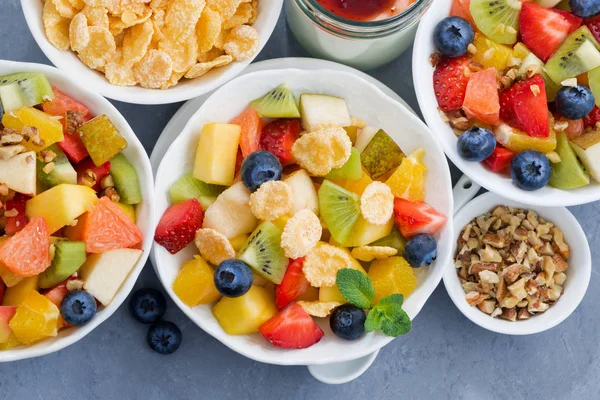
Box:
[462,68,500,125]
[9,291,59,345]
[0,217,50,277]
[368,256,416,303]
[472,33,514,71]
[230,107,263,158]
[385,148,427,201]
[1,107,64,152]
[495,123,557,153]
[83,197,143,253]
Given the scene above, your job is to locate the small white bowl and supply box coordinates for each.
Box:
[153,68,454,366]
[0,60,154,362]
[444,192,591,335]
[20,0,283,105]
[412,0,600,207]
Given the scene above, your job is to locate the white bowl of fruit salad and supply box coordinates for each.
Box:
[152,68,453,365]
[413,0,600,206]
[0,60,153,362]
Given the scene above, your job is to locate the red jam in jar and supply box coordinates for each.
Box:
[314,0,416,21]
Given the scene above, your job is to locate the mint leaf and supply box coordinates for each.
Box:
[364,309,382,332]
[336,268,374,309]
[380,311,411,336]
[376,294,404,309]
[371,294,412,337]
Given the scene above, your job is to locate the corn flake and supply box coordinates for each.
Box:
[160,71,185,89]
[70,13,90,52]
[360,181,394,225]
[68,0,85,10]
[297,301,341,318]
[351,246,397,262]
[207,0,242,20]
[248,0,258,24]
[105,51,137,86]
[292,125,351,176]
[164,0,206,43]
[184,55,232,79]
[82,5,109,29]
[197,47,225,62]
[223,2,253,30]
[123,19,154,65]
[77,27,116,69]
[195,228,236,265]
[51,0,78,19]
[350,116,367,129]
[303,243,354,287]
[160,33,198,73]
[249,180,293,221]
[132,49,173,88]
[223,24,259,60]
[43,1,71,51]
[281,209,322,259]
[196,7,222,53]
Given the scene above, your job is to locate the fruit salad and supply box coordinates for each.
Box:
[432,0,600,191]
[155,84,448,349]
[0,72,144,350]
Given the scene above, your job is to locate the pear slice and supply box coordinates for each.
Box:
[571,130,600,182]
[549,132,590,189]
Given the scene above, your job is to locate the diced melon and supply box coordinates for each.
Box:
[1,107,63,152]
[203,182,258,238]
[2,276,39,306]
[26,184,98,234]
[212,285,277,335]
[78,248,143,306]
[193,123,241,186]
[0,151,36,196]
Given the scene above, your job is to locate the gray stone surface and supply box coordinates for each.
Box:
[1,1,599,399]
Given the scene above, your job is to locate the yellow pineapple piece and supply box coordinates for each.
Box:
[331,167,373,196]
[344,215,394,247]
[116,202,136,223]
[193,123,241,186]
[368,256,416,303]
[212,285,277,335]
[2,276,39,306]
[229,234,248,252]
[1,107,63,152]
[472,33,515,71]
[512,42,531,60]
[495,123,557,154]
[0,333,22,351]
[79,115,128,166]
[26,184,98,234]
[173,256,221,307]
[9,291,59,345]
[385,148,427,201]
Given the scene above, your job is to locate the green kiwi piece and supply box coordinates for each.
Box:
[238,221,289,285]
[169,173,226,210]
[325,148,362,180]
[549,132,590,189]
[545,26,600,84]
[370,225,407,252]
[249,84,301,118]
[109,153,142,205]
[39,241,87,289]
[0,72,54,113]
[470,0,522,45]
[318,180,361,245]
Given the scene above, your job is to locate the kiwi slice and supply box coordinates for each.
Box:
[37,144,77,188]
[370,225,407,252]
[249,84,301,118]
[0,72,54,113]
[470,0,521,45]
[39,241,87,289]
[545,26,600,84]
[169,173,226,210]
[109,153,142,205]
[318,180,361,245]
[237,221,289,285]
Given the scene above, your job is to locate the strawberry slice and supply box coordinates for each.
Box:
[499,75,550,138]
[583,105,600,128]
[259,303,324,349]
[275,258,309,309]
[260,119,301,166]
[585,15,600,44]
[483,144,515,173]
[154,198,204,254]
[554,10,583,33]
[4,193,30,235]
[433,56,471,112]
[74,158,111,192]
[393,198,448,238]
[520,3,573,62]
[231,108,264,158]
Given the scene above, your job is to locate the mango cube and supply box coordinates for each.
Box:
[193,123,241,186]
[26,184,98,234]
[9,291,59,345]
[212,285,277,335]
[79,115,128,166]
[173,256,221,307]
[1,107,63,152]
[2,276,39,306]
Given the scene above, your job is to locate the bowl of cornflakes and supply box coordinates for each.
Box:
[21,0,283,105]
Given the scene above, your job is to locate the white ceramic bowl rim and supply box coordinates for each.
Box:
[20,0,283,105]
[153,67,455,365]
[0,60,155,362]
[444,192,591,335]
[412,0,600,207]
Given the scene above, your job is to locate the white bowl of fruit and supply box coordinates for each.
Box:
[0,60,154,362]
[413,0,600,206]
[152,68,454,365]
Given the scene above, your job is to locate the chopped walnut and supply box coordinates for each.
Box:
[65,111,84,135]
[22,126,44,148]
[81,169,97,188]
[39,149,57,163]
[500,307,517,322]
[466,291,487,306]
[66,279,85,291]
[42,162,55,174]
[100,175,115,189]
[102,187,120,202]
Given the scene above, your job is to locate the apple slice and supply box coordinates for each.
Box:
[0,150,36,196]
[299,94,351,132]
[570,130,600,182]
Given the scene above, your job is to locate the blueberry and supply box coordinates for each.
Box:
[569,0,600,18]
[214,260,254,298]
[433,16,474,57]
[457,126,496,162]
[129,288,167,324]
[403,234,438,267]
[60,290,97,326]
[241,151,282,192]
[147,320,182,355]
[330,304,366,341]
[510,151,552,191]
[555,85,595,120]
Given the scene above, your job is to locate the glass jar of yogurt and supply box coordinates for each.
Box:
[285,0,433,70]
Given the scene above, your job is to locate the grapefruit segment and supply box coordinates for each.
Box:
[83,197,143,253]
[0,217,51,277]
[230,108,263,158]
[462,68,500,125]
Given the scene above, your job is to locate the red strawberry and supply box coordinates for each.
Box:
[483,144,515,174]
[260,119,301,166]
[275,258,309,309]
[554,10,583,33]
[75,158,111,192]
[585,15,600,44]
[520,3,573,62]
[393,198,448,238]
[499,75,550,138]
[433,56,471,112]
[4,193,29,235]
[59,130,89,163]
[154,198,204,254]
[583,105,600,128]
[259,303,324,349]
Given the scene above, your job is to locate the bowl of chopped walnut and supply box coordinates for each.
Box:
[444,192,591,335]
